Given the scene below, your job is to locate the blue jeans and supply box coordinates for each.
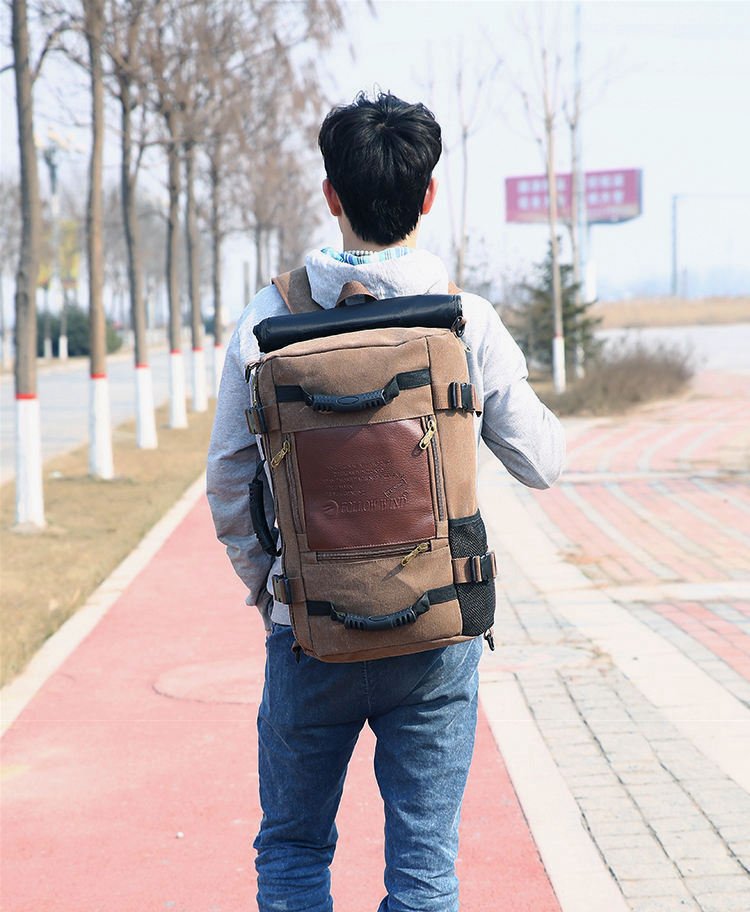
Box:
[254,625,483,912]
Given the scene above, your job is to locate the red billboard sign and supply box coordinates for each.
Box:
[505,168,642,225]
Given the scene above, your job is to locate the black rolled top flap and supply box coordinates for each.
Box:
[254,294,463,354]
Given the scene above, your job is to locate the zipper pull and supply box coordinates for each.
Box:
[484,628,496,651]
[401,542,430,566]
[418,418,436,450]
[270,440,290,468]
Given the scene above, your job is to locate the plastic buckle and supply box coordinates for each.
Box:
[245,408,259,436]
[470,552,497,583]
[272,574,292,604]
[449,381,475,411]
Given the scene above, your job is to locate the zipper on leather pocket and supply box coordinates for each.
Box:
[421,415,445,521]
[284,436,304,533]
[316,541,432,563]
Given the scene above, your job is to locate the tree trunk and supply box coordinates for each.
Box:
[120,72,156,448]
[544,116,566,394]
[210,151,224,395]
[85,0,114,478]
[184,140,206,412]
[165,114,187,428]
[12,0,45,528]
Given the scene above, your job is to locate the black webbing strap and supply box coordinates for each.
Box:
[306,585,457,632]
[275,368,430,410]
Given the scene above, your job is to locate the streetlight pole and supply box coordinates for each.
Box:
[671,194,679,297]
[41,137,67,359]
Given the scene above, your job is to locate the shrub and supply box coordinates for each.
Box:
[544,341,694,416]
[506,242,602,372]
[37,303,122,357]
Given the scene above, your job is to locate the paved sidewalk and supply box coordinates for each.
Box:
[479,370,750,912]
[2,369,749,911]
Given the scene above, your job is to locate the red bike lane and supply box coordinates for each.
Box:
[2,495,560,912]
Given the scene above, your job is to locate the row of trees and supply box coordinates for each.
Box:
[8,0,343,530]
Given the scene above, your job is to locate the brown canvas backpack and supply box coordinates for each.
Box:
[245,267,497,662]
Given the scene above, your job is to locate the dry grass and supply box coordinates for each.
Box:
[533,343,694,416]
[0,403,216,687]
[593,295,750,329]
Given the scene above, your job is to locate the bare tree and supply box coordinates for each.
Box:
[144,0,192,428]
[0,177,22,371]
[104,0,158,446]
[11,0,51,527]
[513,7,567,393]
[443,50,500,287]
[82,0,114,477]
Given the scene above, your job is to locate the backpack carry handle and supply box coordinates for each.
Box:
[306,376,400,413]
[248,462,281,557]
[304,585,457,632]
[335,281,377,307]
[330,592,431,630]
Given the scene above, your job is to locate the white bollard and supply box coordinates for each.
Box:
[213,343,225,397]
[191,347,208,413]
[89,374,114,479]
[553,334,567,394]
[135,364,158,449]
[169,350,188,429]
[15,395,46,529]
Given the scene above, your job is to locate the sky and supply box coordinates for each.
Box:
[2,0,749,320]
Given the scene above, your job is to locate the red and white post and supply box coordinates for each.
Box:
[15,393,45,528]
[169,349,188,429]
[213,341,225,397]
[89,372,114,479]
[191,345,208,412]
[135,363,157,449]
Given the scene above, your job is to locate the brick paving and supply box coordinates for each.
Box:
[481,367,750,909]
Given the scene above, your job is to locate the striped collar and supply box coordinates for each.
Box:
[321,246,413,266]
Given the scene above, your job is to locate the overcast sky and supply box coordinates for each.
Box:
[324,0,750,300]
[2,0,749,316]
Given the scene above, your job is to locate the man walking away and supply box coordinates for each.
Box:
[207,91,565,912]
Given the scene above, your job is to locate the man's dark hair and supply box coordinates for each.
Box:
[318,91,442,246]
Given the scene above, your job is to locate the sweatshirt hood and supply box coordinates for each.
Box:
[304,248,450,308]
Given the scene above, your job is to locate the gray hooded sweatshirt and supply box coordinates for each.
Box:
[206,248,565,629]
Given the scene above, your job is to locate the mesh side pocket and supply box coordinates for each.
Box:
[448,511,495,636]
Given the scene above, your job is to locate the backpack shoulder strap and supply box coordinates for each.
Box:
[271,267,323,315]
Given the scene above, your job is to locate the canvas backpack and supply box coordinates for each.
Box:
[244,267,497,662]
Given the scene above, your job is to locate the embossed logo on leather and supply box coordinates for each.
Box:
[295,420,436,550]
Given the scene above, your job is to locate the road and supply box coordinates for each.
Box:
[0,346,220,484]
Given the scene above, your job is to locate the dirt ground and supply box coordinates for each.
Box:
[0,403,216,687]
[592,295,750,329]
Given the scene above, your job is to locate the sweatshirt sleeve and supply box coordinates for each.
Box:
[206,326,275,616]
[476,304,566,489]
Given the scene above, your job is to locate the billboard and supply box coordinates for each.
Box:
[505,168,642,225]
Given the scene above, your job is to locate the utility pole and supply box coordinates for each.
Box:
[41,140,66,359]
[671,194,679,296]
[571,0,587,379]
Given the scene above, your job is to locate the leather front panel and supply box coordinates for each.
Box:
[295,418,437,551]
